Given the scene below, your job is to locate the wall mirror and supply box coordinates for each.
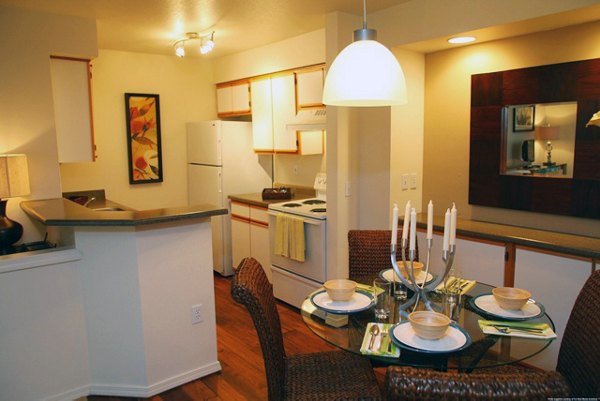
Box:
[469,58,600,219]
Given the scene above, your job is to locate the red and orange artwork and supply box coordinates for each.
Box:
[125,93,163,184]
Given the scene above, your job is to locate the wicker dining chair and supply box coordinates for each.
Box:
[231,257,382,401]
[385,269,600,400]
[348,230,419,285]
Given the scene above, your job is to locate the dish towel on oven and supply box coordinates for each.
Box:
[274,213,305,262]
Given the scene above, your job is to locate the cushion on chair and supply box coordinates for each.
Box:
[285,350,382,401]
[385,366,570,401]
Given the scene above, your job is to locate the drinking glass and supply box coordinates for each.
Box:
[393,281,408,301]
[373,278,391,321]
[443,289,462,322]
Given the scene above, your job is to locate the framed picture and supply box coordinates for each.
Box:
[124,93,163,184]
[513,105,535,132]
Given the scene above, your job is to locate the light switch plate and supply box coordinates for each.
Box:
[401,174,409,190]
[410,173,417,189]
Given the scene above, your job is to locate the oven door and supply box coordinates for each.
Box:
[267,211,327,283]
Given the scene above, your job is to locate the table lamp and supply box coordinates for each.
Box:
[0,154,30,250]
[535,125,559,166]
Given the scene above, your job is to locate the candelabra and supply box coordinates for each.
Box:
[390,237,455,318]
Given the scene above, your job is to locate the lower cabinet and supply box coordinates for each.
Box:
[231,201,271,281]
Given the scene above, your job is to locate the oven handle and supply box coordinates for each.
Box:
[267,211,324,226]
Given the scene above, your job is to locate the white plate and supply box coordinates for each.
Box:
[391,321,471,353]
[392,323,468,352]
[472,294,544,320]
[310,289,374,314]
[381,268,433,285]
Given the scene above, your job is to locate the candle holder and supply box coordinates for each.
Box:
[390,237,455,318]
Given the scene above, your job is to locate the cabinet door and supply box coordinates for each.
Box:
[296,68,324,109]
[513,248,591,371]
[271,75,297,152]
[50,57,95,162]
[216,86,233,114]
[231,83,251,113]
[297,130,324,155]
[251,79,274,152]
[250,206,271,282]
[231,202,251,268]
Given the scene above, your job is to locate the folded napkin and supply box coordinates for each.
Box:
[435,277,477,295]
[479,320,557,339]
[360,323,400,358]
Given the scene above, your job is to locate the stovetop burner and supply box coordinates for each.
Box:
[268,198,327,220]
[302,199,326,205]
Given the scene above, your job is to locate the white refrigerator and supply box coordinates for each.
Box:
[187,120,272,276]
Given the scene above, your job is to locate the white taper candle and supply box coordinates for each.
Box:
[427,200,433,240]
[409,208,417,251]
[402,201,411,240]
[450,203,457,246]
[443,208,450,251]
[391,203,399,245]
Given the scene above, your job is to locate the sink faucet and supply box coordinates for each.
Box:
[83,197,96,207]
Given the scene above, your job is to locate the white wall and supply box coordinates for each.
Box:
[60,49,216,210]
[0,5,97,243]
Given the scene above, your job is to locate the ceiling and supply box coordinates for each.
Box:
[0,0,411,58]
[1,0,599,59]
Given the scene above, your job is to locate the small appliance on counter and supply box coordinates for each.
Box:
[262,187,292,200]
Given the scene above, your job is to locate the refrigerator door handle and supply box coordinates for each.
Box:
[218,170,222,193]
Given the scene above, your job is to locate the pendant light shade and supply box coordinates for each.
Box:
[322,0,407,107]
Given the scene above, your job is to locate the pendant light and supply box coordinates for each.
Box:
[322,0,407,107]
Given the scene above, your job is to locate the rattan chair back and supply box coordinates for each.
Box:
[231,257,286,401]
[556,269,600,397]
[348,230,418,285]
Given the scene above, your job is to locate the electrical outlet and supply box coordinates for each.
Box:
[401,174,409,190]
[191,304,203,324]
[293,165,299,175]
[345,181,351,197]
[410,173,417,189]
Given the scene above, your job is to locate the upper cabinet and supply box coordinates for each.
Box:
[251,75,296,153]
[295,67,325,110]
[216,81,251,117]
[50,57,95,163]
[249,65,325,155]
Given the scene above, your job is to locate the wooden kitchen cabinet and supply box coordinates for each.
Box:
[251,75,296,153]
[50,56,95,162]
[230,201,271,281]
[216,81,251,117]
[295,67,324,110]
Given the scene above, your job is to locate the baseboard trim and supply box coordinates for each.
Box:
[42,385,89,401]
[88,361,223,397]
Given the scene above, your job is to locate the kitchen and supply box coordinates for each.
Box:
[1,1,600,400]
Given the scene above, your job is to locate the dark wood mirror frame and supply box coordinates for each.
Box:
[469,58,600,219]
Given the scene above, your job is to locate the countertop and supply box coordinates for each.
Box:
[410,213,600,260]
[21,198,227,227]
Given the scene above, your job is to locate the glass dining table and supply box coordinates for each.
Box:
[301,281,555,372]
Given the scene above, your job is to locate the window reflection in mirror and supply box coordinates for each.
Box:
[502,101,576,178]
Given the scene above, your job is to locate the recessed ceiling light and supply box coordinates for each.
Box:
[448,36,476,44]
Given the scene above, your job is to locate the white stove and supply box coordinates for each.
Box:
[268,198,326,220]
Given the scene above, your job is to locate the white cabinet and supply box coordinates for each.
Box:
[513,248,591,371]
[230,201,271,281]
[296,68,324,110]
[251,75,296,153]
[296,130,324,155]
[50,57,95,163]
[216,81,251,117]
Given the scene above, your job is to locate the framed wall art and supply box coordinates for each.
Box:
[513,105,535,132]
[124,93,163,184]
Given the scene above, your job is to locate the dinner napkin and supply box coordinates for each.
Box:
[435,277,477,295]
[360,323,400,358]
[478,320,557,339]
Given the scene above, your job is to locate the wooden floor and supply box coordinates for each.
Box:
[88,273,384,400]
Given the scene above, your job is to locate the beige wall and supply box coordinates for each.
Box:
[0,6,97,243]
[60,49,216,210]
[422,21,600,237]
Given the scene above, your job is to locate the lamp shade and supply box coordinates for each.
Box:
[0,154,30,199]
[322,40,407,107]
[586,111,600,127]
[535,125,559,140]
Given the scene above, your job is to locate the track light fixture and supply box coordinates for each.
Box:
[173,31,215,57]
